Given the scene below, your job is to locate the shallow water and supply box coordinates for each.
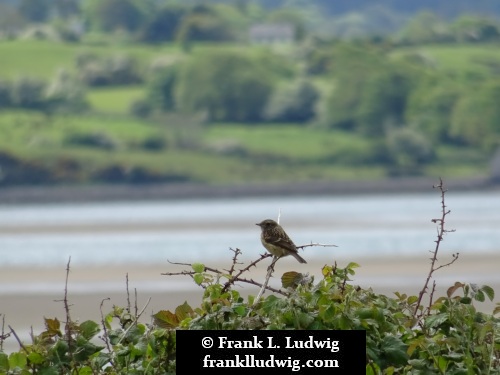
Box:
[0,191,499,268]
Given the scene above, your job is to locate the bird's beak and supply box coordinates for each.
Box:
[255,223,260,226]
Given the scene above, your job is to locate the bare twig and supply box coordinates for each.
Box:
[164,252,287,296]
[413,178,459,321]
[164,266,287,296]
[0,314,9,350]
[117,297,151,345]
[427,281,437,316]
[126,273,131,314]
[297,242,338,249]
[221,252,272,293]
[224,248,242,277]
[253,256,279,306]
[99,298,112,352]
[8,325,28,354]
[134,289,138,322]
[52,257,75,366]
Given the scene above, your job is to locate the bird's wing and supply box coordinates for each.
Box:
[265,234,298,253]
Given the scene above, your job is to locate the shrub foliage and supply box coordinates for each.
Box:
[1,182,499,374]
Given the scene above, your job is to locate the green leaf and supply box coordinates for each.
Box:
[79,320,100,340]
[480,285,495,301]
[192,263,205,273]
[297,312,314,328]
[233,305,246,316]
[74,336,104,362]
[77,366,93,375]
[381,336,408,366]
[262,295,280,314]
[337,314,352,330]
[9,352,27,370]
[53,340,69,362]
[460,297,472,304]
[44,317,62,337]
[474,290,485,302]
[27,352,45,365]
[407,295,418,305]
[493,304,500,316]
[39,367,60,375]
[175,301,194,321]
[0,352,9,371]
[193,273,204,285]
[153,310,179,328]
[366,362,380,375]
[437,356,448,373]
[321,265,333,277]
[281,271,303,288]
[424,313,448,329]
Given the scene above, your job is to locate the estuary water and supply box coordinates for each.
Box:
[0,190,499,268]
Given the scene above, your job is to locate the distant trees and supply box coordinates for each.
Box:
[175,50,274,122]
[406,79,463,143]
[18,0,51,23]
[75,53,143,87]
[82,0,149,33]
[0,73,87,113]
[264,80,319,122]
[321,45,416,135]
[450,15,500,43]
[449,81,500,148]
[397,12,500,45]
[397,11,451,45]
[5,0,500,176]
[136,4,187,43]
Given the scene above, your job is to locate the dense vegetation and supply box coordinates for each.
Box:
[1,183,499,374]
[1,1,500,186]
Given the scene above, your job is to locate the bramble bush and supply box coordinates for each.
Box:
[1,180,499,374]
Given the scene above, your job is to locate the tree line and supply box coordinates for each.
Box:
[4,0,500,43]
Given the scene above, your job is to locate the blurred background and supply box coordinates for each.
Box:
[1,0,500,351]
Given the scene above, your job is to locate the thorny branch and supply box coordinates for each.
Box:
[99,298,118,373]
[163,237,338,305]
[8,325,28,354]
[253,256,279,306]
[413,178,459,322]
[164,251,288,296]
[0,315,9,351]
[53,257,75,365]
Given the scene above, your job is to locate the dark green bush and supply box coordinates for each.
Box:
[77,53,143,87]
[175,50,274,122]
[264,80,319,123]
[65,132,117,150]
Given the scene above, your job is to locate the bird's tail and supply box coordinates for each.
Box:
[292,251,307,264]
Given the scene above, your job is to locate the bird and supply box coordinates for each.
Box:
[256,219,307,264]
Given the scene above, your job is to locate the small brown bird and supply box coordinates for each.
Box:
[256,219,307,264]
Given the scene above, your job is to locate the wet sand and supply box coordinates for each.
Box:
[1,253,498,353]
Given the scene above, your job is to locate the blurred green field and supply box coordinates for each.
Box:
[0,40,180,79]
[87,86,145,114]
[0,110,388,183]
[392,44,500,79]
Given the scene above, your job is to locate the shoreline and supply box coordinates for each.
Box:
[0,176,498,204]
